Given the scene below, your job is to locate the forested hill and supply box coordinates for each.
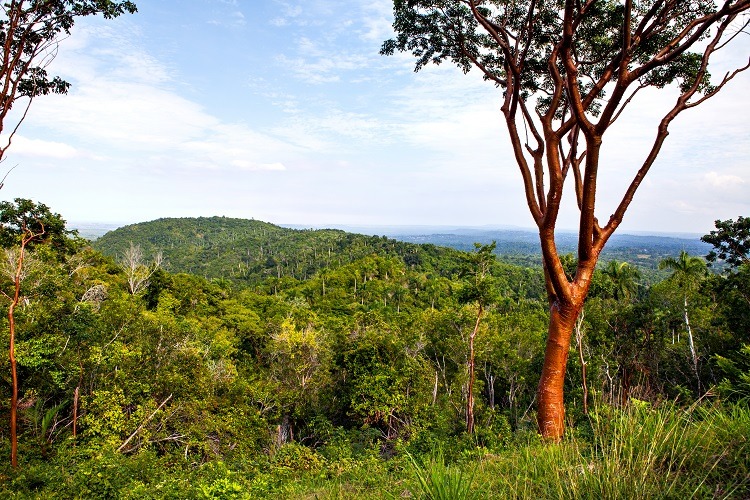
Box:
[92,216,711,284]
[92,216,470,284]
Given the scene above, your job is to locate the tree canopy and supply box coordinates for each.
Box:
[702,216,750,269]
[0,197,76,253]
[0,0,137,162]
[383,0,750,439]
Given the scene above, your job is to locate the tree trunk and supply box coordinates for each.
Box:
[466,305,482,434]
[537,299,581,440]
[574,312,589,415]
[276,414,293,447]
[9,298,18,468]
[72,386,80,442]
[8,240,30,469]
[432,371,438,405]
[484,363,496,410]
[683,295,700,390]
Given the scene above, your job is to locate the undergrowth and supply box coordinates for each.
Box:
[1,402,747,499]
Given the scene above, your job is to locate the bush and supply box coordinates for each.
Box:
[272,442,325,473]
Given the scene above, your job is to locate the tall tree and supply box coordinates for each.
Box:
[0,198,73,468]
[659,251,707,389]
[382,0,750,439]
[0,0,137,167]
[457,241,497,433]
[702,216,750,269]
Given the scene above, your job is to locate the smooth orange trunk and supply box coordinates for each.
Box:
[9,299,18,468]
[537,299,582,440]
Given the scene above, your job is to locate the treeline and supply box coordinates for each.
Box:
[1,202,749,497]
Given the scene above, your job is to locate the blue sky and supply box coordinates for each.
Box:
[1,0,748,234]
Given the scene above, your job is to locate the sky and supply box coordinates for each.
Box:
[1,0,748,234]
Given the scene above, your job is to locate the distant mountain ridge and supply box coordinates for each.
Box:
[388,229,710,268]
[89,217,711,280]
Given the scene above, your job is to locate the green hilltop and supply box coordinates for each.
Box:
[93,216,471,284]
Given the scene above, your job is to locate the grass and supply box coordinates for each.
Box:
[290,402,749,499]
[475,402,750,499]
[2,403,748,499]
[406,447,481,500]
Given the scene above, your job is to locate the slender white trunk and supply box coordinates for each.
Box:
[683,295,699,387]
[574,311,589,415]
[432,371,438,405]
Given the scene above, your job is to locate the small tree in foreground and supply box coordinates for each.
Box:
[458,242,497,433]
[383,0,750,439]
[0,198,73,468]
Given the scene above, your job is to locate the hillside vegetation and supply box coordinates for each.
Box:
[93,217,711,287]
[93,217,475,285]
[2,205,749,497]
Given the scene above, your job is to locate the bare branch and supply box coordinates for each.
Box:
[609,83,647,126]
[120,242,163,295]
[117,394,173,453]
[685,57,750,108]
[0,165,17,190]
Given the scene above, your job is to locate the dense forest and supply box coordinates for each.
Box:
[92,217,474,285]
[2,0,750,496]
[1,200,748,498]
[92,217,711,282]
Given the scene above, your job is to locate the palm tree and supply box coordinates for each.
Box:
[659,251,707,387]
[602,261,641,302]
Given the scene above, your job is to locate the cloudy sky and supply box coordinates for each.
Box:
[1,0,748,234]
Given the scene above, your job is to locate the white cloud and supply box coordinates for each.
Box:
[54,25,174,86]
[18,24,303,176]
[0,135,78,159]
[208,10,246,28]
[269,1,303,27]
[705,171,746,189]
[177,123,299,171]
[276,51,371,84]
[276,55,340,83]
[231,160,286,171]
[358,1,394,42]
[35,82,213,149]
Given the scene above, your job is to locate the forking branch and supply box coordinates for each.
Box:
[384,0,750,439]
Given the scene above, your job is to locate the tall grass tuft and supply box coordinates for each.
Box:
[480,402,750,499]
[407,448,481,500]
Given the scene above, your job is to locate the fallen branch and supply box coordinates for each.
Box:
[117,394,172,453]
